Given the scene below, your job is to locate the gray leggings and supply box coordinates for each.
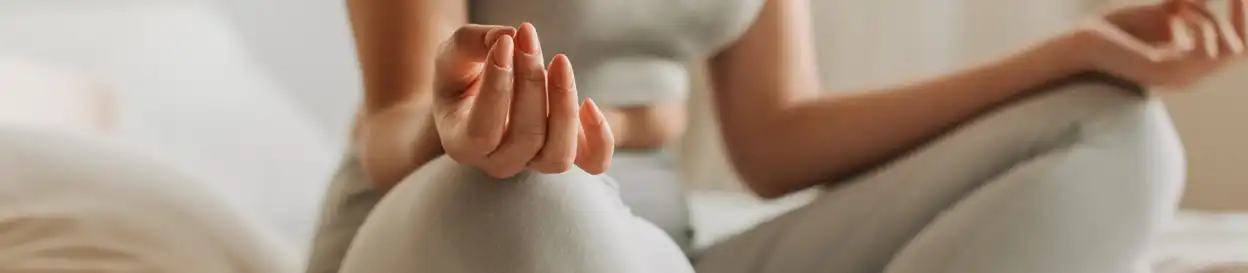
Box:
[605,150,693,252]
[306,77,1184,273]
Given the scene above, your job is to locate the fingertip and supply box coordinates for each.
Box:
[578,98,611,150]
[516,23,542,54]
[578,98,593,121]
[484,27,518,48]
[1203,22,1221,58]
[550,54,571,71]
[484,167,522,179]
[581,98,606,125]
[549,54,575,87]
[573,97,614,175]
[582,164,609,175]
[490,34,515,69]
[1171,16,1197,51]
[1220,21,1245,55]
[519,22,537,38]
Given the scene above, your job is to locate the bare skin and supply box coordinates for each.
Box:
[349,0,1246,197]
[347,1,612,191]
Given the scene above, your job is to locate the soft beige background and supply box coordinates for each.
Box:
[1167,69,1248,211]
[679,0,1248,211]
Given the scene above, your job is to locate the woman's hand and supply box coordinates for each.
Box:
[1076,0,1246,89]
[432,23,614,178]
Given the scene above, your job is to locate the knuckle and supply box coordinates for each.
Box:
[450,26,475,46]
[464,128,503,148]
[444,149,480,164]
[548,84,572,96]
[508,129,547,150]
[519,67,547,84]
[482,167,509,179]
[484,164,524,179]
[449,142,490,163]
[509,141,545,158]
[580,163,606,175]
[531,156,574,173]
[435,41,455,59]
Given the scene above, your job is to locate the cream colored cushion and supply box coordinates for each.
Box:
[0,128,299,273]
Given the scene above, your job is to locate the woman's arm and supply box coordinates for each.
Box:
[348,0,465,189]
[709,0,1086,198]
[349,0,465,110]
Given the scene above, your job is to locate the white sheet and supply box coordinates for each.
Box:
[1151,212,1248,272]
[688,191,1248,272]
[0,2,339,246]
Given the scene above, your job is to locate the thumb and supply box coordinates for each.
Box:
[433,24,516,99]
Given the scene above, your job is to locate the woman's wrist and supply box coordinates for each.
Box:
[1031,29,1099,77]
[353,99,443,191]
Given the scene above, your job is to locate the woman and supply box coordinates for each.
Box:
[308,0,1247,272]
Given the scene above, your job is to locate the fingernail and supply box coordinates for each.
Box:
[582,98,605,125]
[1173,18,1196,51]
[551,54,574,87]
[484,29,500,48]
[518,23,541,54]
[492,35,514,69]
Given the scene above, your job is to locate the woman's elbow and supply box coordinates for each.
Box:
[722,133,813,199]
[731,156,800,200]
[742,179,790,200]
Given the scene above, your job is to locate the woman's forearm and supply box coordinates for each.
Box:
[348,0,464,190]
[725,33,1089,198]
[354,100,445,192]
[348,0,464,111]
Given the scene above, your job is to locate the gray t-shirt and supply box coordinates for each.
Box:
[470,0,764,107]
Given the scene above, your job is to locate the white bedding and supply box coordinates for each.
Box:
[0,2,339,246]
[1151,212,1248,272]
[688,191,1248,272]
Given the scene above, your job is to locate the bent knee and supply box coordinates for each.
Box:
[390,155,631,217]
[1016,75,1184,183]
[1035,76,1183,173]
[342,155,688,272]
[925,76,1172,172]
[958,74,1176,159]
[995,74,1155,128]
[989,75,1185,206]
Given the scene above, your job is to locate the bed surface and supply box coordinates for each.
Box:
[688,191,1248,272]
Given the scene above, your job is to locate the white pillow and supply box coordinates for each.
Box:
[0,127,299,273]
[0,1,339,247]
